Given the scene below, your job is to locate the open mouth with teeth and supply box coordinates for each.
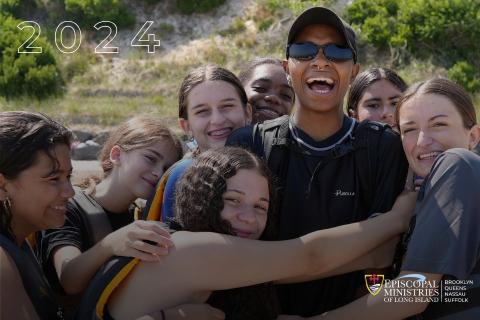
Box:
[306,77,335,94]
[208,128,232,140]
[417,151,442,161]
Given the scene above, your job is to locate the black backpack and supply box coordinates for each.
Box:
[250,115,390,204]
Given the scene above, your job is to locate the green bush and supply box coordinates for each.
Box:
[448,61,480,94]
[175,0,226,14]
[0,0,37,18]
[64,0,135,29]
[345,0,480,92]
[0,15,63,99]
[0,0,19,16]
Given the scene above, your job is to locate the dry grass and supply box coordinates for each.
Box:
[1,0,478,127]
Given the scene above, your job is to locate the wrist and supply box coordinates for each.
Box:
[99,233,115,257]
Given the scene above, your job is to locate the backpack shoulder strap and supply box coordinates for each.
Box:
[71,187,111,245]
[351,120,390,200]
[253,115,290,176]
[257,115,290,160]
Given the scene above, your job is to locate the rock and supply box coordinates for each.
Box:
[72,130,94,142]
[72,140,101,160]
[93,130,110,146]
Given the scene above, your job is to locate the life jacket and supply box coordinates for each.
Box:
[141,158,193,221]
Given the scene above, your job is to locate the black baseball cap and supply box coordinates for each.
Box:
[286,7,357,63]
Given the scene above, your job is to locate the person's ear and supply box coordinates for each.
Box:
[178,118,192,137]
[468,124,480,150]
[245,103,253,125]
[0,173,8,201]
[348,108,357,119]
[110,145,122,166]
[350,63,360,84]
[282,59,289,75]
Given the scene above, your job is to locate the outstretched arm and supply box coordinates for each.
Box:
[277,236,399,284]
[109,192,416,320]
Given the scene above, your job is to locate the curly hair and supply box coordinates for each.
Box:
[0,111,72,242]
[174,147,277,240]
[173,147,280,319]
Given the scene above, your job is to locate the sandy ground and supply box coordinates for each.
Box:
[72,160,102,185]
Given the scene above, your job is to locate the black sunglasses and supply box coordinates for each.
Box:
[287,42,355,62]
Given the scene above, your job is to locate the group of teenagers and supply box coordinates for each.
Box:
[1,6,479,320]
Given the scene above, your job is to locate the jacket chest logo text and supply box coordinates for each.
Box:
[334,189,355,197]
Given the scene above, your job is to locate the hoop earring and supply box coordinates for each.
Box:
[2,197,11,212]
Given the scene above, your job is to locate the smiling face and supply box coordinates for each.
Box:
[220,168,269,240]
[356,79,403,130]
[4,144,74,239]
[244,63,294,123]
[179,80,251,152]
[116,140,179,200]
[399,93,480,177]
[284,24,359,115]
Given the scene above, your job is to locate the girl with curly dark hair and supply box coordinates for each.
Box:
[79,147,417,320]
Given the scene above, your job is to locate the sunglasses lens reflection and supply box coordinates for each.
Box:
[289,43,353,62]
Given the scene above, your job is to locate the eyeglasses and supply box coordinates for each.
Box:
[287,42,355,62]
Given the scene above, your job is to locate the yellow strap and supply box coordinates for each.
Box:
[95,258,140,319]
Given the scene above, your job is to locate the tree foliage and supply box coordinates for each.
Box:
[346,0,480,92]
[64,0,135,28]
[0,14,63,99]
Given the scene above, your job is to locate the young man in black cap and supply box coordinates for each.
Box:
[227,6,408,316]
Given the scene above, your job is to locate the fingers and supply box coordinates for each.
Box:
[126,247,162,262]
[135,220,172,239]
[208,306,226,319]
[128,220,175,249]
[134,228,174,249]
[129,239,170,258]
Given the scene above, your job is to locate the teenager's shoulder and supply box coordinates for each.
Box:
[354,120,399,141]
[354,120,404,155]
[431,148,480,179]
[226,125,255,147]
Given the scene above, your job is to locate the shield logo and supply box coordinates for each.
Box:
[365,274,384,296]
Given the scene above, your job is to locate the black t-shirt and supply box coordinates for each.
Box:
[36,196,135,295]
[402,149,480,319]
[226,116,408,316]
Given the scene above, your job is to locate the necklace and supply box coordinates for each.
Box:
[288,117,356,152]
